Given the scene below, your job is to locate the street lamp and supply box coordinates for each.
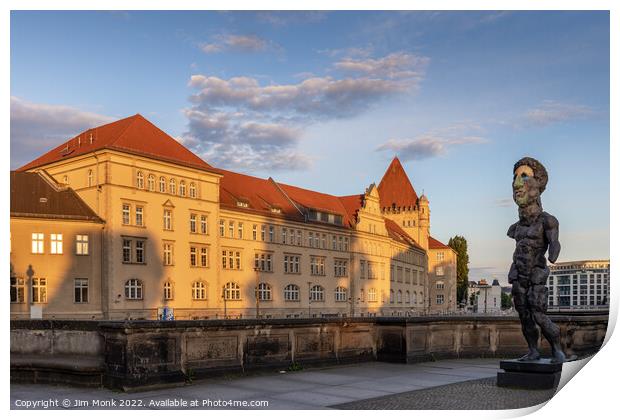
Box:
[254,266,260,319]
[222,286,228,319]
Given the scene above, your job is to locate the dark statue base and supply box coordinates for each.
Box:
[497,359,562,390]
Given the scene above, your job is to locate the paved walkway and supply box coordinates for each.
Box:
[11,359,551,410]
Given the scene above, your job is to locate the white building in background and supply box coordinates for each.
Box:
[547,260,610,310]
[468,279,502,313]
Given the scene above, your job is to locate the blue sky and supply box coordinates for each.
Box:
[10,11,610,283]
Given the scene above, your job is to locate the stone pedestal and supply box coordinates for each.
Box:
[497,359,562,390]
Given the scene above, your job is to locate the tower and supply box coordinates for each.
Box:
[418,193,430,250]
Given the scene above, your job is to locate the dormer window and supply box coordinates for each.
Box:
[236,201,249,208]
[270,207,281,214]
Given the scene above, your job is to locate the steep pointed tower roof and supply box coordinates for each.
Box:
[18,114,217,173]
[377,156,419,209]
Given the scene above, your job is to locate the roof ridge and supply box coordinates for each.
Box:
[107,114,141,148]
[270,178,305,217]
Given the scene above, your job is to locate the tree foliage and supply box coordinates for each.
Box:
[501,292,513,310]
[448,235,470,305]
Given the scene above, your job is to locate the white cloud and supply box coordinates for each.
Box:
[334,52,429,80]
[524,100,593,126]
[10,96,114,168]
[200,34,269,54]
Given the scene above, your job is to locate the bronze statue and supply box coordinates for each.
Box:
[508,157,565,363]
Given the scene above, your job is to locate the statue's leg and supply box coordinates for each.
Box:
[529,268,565,363]
[513,281,540,360]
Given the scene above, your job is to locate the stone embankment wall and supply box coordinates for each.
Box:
[10,315,608,391]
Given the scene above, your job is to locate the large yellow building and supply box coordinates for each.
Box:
[10,114,457,320]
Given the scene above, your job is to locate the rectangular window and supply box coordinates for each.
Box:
[284,254,301,274]
[436,294,445,305]
[261,225,266,241]
[190,246,197,267]
[190,214,197,233]
[252,224,257,240]
[163,209,173,230]
[343,237,349,251]
[163,243,173,265]
[332,235,336,250]
[268,226,274,242]
[228,221,234,237]
[10,277,25,303]
[50,234,63,254]
[255,253,273,272]
[308,232,313,247]
[238,222,243,239]
[31,233,44,254]
[310,256,325,276]
[360,261,366,279]
[122,239,131,263]
[32,278,47,303]
[200,247,208,267]
[282,227,287,244]
[222,250,241,270]
[436,266,445,276]
[76,234,89,255]
[74,278,89,303]
[297,230,302,246]
[321,234,326,249]
[437,252,445,262]
[200,215,208,234]
[314,234,320,248]
[135,240,145,263]
[135,206,144,226]
[219,220,225,236]
[122,204,130,225]
[235,251,241,270]
[338,236,343,251]
[334,259,348,277]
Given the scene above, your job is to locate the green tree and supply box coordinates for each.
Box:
[501,292,513,310]
[448,235,469,306]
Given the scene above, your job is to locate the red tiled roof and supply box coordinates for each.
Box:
[218,169,303,220]
[18,114,217,173]
[11,171,103,222]
[377,157,419,209]
[276,182,353,226]
[384,218,424,250]
[429,236,451,249]
[338,194,364,227]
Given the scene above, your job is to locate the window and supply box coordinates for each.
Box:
[125,279,143,300]
[397,290,402,304]
[122,204,131,225]
[368,288,377,302]
[368,262,378,279]
[334,259,348,277]
[436,281,445,289]
[31,233,44,254]
[135,241,145,263]
[436,266,445,276]
[74,278,89,303]
[190,246,197,266]
[282,228,287,244]
[406,291,411,304]
[436,294,445,305]
[223,282,240,300]
[437,252,445,262]
[189,183,196,198]
[284,254,301,274]
[169,179,176,194]
[219,220,225,236]
[163,209,173,230]
[147,174,155,191]
[332,235,337,250]
[190,214,197,233]
[390,289,394,304]
[238,222,243,239]
[123,239,131,263]
[308,232,313,247]
[310,285,324,302]
[179,181,186,196]
[254,253,273,272]
[31,278,47,303]
[159,176,166,193]
[192,281,207,300]
[284,284,300,301]
[200,215,208,234]
[10,277,25,303]
[50,234,63,254]
[163,282,173,300]
[310,256,325,276]
[335,286,347,302]
[360,261,366,279]
[222,250,241,270]
[268,226,274,242]
[87,169,94,187]
[257,283,272,301]
[136,171,144,189]
[413,291,418,304]
[396,266,403,282]
[228,221,234,237]
[261,225,266,241]
[360,288,365,302]
[163,243,173,265]
[252,225,257,240]
[297,230,302,246]
[343,237,349,251]
[321,234,326,249]
[200,247,208,267]
[135,206,144,227]
[122,238,146,264]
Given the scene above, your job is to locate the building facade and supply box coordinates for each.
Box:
[11,114,457,320]
[468,279,502,313]
[547,260,610,310]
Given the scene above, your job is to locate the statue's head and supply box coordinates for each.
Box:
[512,157,548,208]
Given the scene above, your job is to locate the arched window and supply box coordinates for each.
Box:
[169,178,176,195]
[223,282,240,300]
[368,288,377,302]
[405,291,410,304]
[163,281,173,300]
[284,284,299,301]
[390,289,395,304]
[189,183,196,198]
[125,279,143,300]
[257,283,271,301]
[397,290,402,304]
[335,286,347,302]
[87,169,93,187]
[179,181,186,196]
[192,281,207,300]
[413,291,417,304]
[136,171,144,189]
[310,285,324,302]
[147,174,155,191]
[159,176,166,193]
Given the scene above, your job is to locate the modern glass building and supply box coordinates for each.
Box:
[547,260,610,310]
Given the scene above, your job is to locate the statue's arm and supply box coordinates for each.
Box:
[544,213,561,263]
[507,222,518,239]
